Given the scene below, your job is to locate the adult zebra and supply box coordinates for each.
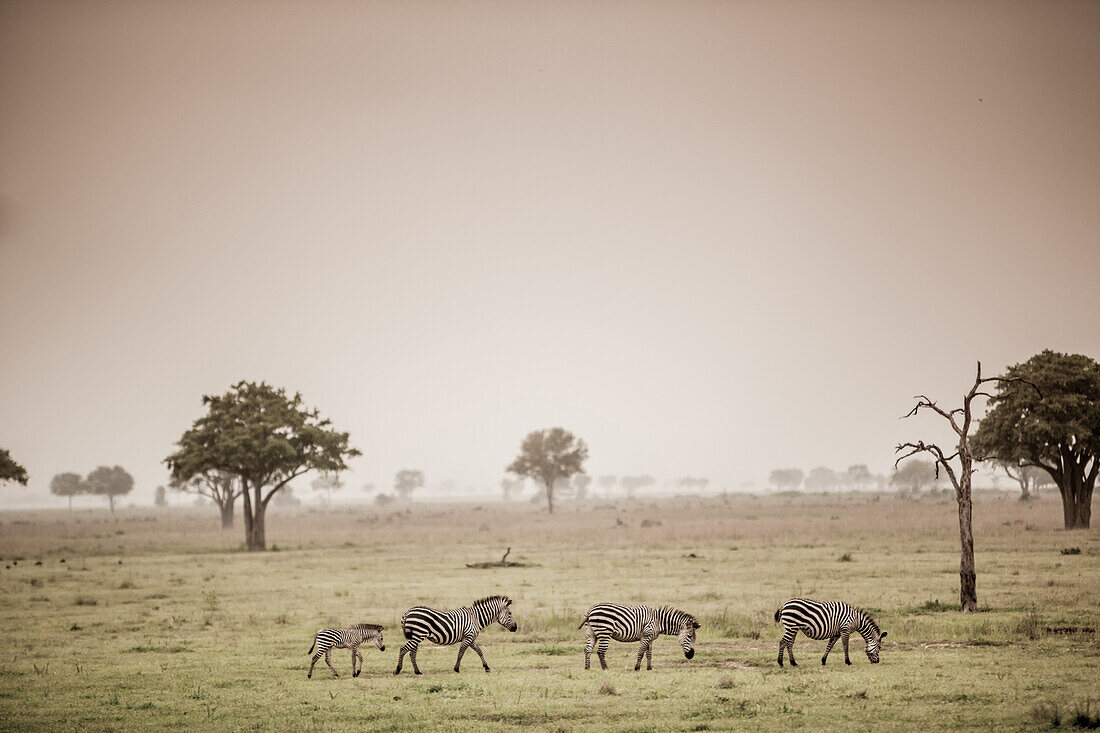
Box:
[394,595,517,675]
[578,603,700,671]
[774,598,886,667]
[307,623,386,678]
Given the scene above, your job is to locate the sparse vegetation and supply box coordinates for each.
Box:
[0,493,1097,731]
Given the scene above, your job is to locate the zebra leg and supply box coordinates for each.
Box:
[584,627,594,670]
[454,640,470,673]
[308,650,324,679]
[596,636,611,670]
[324,649,339,677]
[785,630,799,666]
[395,639,418,675]
[351,644,362,677]
[410,643,422,675]
[633,638,650,672]
[821,635,839,666]
[645,640,653,671]
[842,631,852,665]
[470,640,491,672]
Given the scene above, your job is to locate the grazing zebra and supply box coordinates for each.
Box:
[774,598,886,667]
[394,595,517,675]
[579,603,700,671]
[307,623,386,679]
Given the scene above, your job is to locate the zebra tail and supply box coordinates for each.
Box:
[774,608,781,623]
[578,614,589,630]
[308,640,315,656]
[404,627,413,640]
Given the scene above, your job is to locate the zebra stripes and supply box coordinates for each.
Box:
[579,603,700,671]
[307,623,386,678]
[774,598,886,666]
[394,595,518,675]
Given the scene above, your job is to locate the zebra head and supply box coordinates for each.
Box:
[354,623,386,652]
[865,629,886,663]
[678,617,700,660]
[497,597,518,632]
[374,630,386,652]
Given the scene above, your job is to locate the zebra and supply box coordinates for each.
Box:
[578,603,700,671]
[307,623,386,679]
[394,595,517,675]
[774,598,886,667]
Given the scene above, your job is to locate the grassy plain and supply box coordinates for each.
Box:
[1,491,1098,731]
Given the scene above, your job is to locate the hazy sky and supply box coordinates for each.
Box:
[2,1,1098,507]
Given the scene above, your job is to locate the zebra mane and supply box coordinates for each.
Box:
[351,623,383,632]
[659,606,699,627]
[856,608,880,633]
[473,595,511,607]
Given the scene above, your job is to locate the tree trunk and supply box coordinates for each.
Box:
[1058,461,1093,530]
[245,485,266,551]
[545,480,555,514]
[68,496,72,512]
[108,494,115,513]
[957,489,977,612]
[219,500,234,529]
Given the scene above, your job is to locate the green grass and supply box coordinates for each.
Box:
[0,492,1098,731]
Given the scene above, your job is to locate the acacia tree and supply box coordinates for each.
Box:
[311,473,344,505]
[890,460,937,494]
[973,351,1099,529]
[598,475,617,498]
[620,474,655,499]
[768,468,804,492]
[803,467,837,492]
[500,476,523,501]
[165,381,359,551]
[50,472,85,511]
[154,485,168,508]
[0,448,28,486]
[896,362,1034,612]
[170,470,242,528]
[507,427,588,514]
[393,469,425,501]
[86,465,133,513]
[995,461,1051,502]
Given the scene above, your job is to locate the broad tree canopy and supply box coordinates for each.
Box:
[507,427,588,513]
[86,465,133,512]
[973,350,1099,529]
[890,459,938,493]
[164,380,360,549]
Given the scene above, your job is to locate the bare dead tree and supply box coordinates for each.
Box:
[895,362,1038,613]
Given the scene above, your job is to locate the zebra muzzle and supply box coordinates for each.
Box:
[684,649,695,659]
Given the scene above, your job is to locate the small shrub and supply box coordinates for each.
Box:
[716,676,735,689]
[598,681,617,696]
[74,596,97,606]
[838,553,853,562]
[427,684,443,693]
[1015,611,1044,640]
[119,578,135,589]
[1061,547,1082,556]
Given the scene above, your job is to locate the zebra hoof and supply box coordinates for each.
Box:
[483,667,491,673]
[414,670,422,675]
[790,661,798,667]
[821,659,827,666]
[846,660,852,666]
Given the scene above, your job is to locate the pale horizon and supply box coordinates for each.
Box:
[2,0,1098,509]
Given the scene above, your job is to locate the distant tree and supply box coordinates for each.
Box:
[803,467,837,492]
[500,476,523,501]
[507,427,588,514]
[768,468,804,492]
[572,474,593,501]
[973,350,1099,529]
[890,460,937,493]
[164,381,360,551]
[994,461,1045,501]
[0,448,28,486]
[85,465,133,513]
[598,475,617,498]
[393,469,425,501]
[361,482,377,495]
[50,472,85,511]
[620,474,656,498]
[844,464,873,491]
[154,485,168,508]
[677,476,711,492]
[170,470,243,528]
[272,484,302,507]
[897,361,1034,612]
[311,473,344,505]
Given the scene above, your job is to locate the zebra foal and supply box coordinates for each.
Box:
[579,603,700,671]
[774,598,886,667]
[394,595,517,675]
[307,623,386,678]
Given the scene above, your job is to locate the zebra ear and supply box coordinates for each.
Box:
[880,631,887,639]
[693,621,701,629]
